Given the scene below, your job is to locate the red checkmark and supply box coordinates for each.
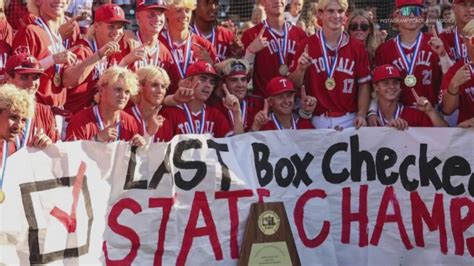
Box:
[50,161,86,233]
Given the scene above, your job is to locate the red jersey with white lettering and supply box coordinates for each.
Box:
[0,41,11,82]
[261,116,314,130]
[291,32,371,115]
[212,96,263,132]
[65,107,140,141]
[159,32,218,94]
[439,27,466,62]
[440,61,474,124]
[192,25,235,61]
[242,22,307,97]
[12,20,68,107]
[64,38,125,115]
[15,103,59,148]
[375,33,442,106]
[162,104,232,137]
[124,105,173,142]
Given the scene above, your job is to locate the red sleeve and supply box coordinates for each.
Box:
[289,35,310,72]
[439,62,461,102]
[195,36,218,63]
[213,109,233,137]
[65,114,89,141]
[241,25,261,50]
[12,27,40,57]
[354,41,371,84]
[374,41,386,67]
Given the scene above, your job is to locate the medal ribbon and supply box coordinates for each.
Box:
[0,141,8,191]
[93,105,121,141]
[263,20,289,66]
[377,104,403,126]
[271,113,297,130]
[36,17,65,77]
[165,30,192,79]
[85,38,104,79]
[454,27,464,60]
[228,100,247,126]
[396,32,422,76]
[319,30,343,80]
[132,104,147,135]
[136,31,160,67]
[192,25,216,48]
[183,103,206,134]
[14,118,32,149]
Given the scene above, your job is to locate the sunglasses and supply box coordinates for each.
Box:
[398,6,424,17]
[349,23,370,32]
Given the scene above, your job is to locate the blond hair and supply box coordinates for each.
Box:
[346,9,380,64]
[27,0,69,17]
[463,19,474,36]
[137,66,171,89]
[98,66,139,96]
[317,0,349,12]
[0,84,35,119]
[166,0,196,10]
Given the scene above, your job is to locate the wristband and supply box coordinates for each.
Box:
[447,89,459,96]
[298,108,313,119]
[244,49,256,65]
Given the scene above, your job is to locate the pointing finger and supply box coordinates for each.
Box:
[263,99,269,114]
[258,27,266,38]
[304,44,309,55]
[301,85,307,99]
[222,84,230,96]
[411,88,420,100]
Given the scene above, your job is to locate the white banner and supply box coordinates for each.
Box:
[1,128,473,265]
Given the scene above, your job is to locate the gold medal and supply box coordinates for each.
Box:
[404,75,417,87]
[279,64,289,76]
[325,78,336,90]
[53,73,62,87]
[0,190,5,203]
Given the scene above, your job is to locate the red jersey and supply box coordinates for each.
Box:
[124,104,173,142]
[0,20,13,46]
[12,18,69,107]
[440,61,474,124]
[261,115,314,130]
[0,41,11,82]
[65,107,141,141]
[15,103,59,148]
[242,22,307,97]
[439,27,466,62]
[291,32,371,115]
[64,38,125,115]
[212,96,263,132]
[375,33,442,106]
[5,0,28,30]
[159,32,218,94]
[376,104,433,127]
[191,25,235,61]
[162,104,232,137]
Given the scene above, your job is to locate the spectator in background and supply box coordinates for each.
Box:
[426,4,443,34]
[65,0,93,35]
[0,0,12,45]
[346,9,381,67]
[251,2,266,25]
[284,0,304,25]
[297,2,320,35]
[4,0,28,30]
[440,4,455,31]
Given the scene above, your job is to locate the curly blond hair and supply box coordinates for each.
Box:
[165,0,196,10]
[0,84,35,119]
[98,66,139,96]
[137,65,171,89]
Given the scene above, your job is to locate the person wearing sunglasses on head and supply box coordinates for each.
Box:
[346,9,381,67]
[441,20,474,128]
[374,0,452,111]
[289,0,372,130]
[439,0,474,62]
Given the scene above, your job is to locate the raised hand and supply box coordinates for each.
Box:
[428,25,447,57]
[300,85,316,114]
[146,106,164,136]
[449,64,471,91]
[59,17,79,40]
[98,41,121,58]
[247,27,268,54]
[297,44,313,71]
[173,80,197,103]
[53,50,78,65]
[31,128,52,149]
[194,43,213,64]
[96,123,118,142]
[412,88,433,113]
[222,84,241,114]
[251,99,270,131]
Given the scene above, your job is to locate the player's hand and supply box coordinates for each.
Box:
[251,99,270,131]
[96,123,118,142]
[428,26,447,57]
[353,115,367,129]
[122,46,147,65]
[53,50,78,65]
[449,64,471,90]
[300,85,317,113]
[231,34,245,57]
[130,134,146,147]
[367,112,382,127]
[412,88,433,113]
[194,44,213,64]
[458,117,474,128]
[222,84,241,114]
[146,106,164,136]
[58,18,78,40]
[297,44,313,72]
[247,27,268,54]
[387,118,409,131]
[173,80,197,103]
[31,128,52,149]
[98,41,121,58]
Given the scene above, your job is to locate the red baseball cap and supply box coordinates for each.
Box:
[136,0,168,12]
[372,64,402,83]
[5,53,46,76]
[265,77,296,97]
[94,4,130,24]
[185,61,221,79]
[396,0,424,9]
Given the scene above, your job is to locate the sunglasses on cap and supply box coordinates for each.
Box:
[349,22,370,32]
[398,6,424,17]
[143,0,165,5]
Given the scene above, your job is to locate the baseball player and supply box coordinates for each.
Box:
[290,0,371,129]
